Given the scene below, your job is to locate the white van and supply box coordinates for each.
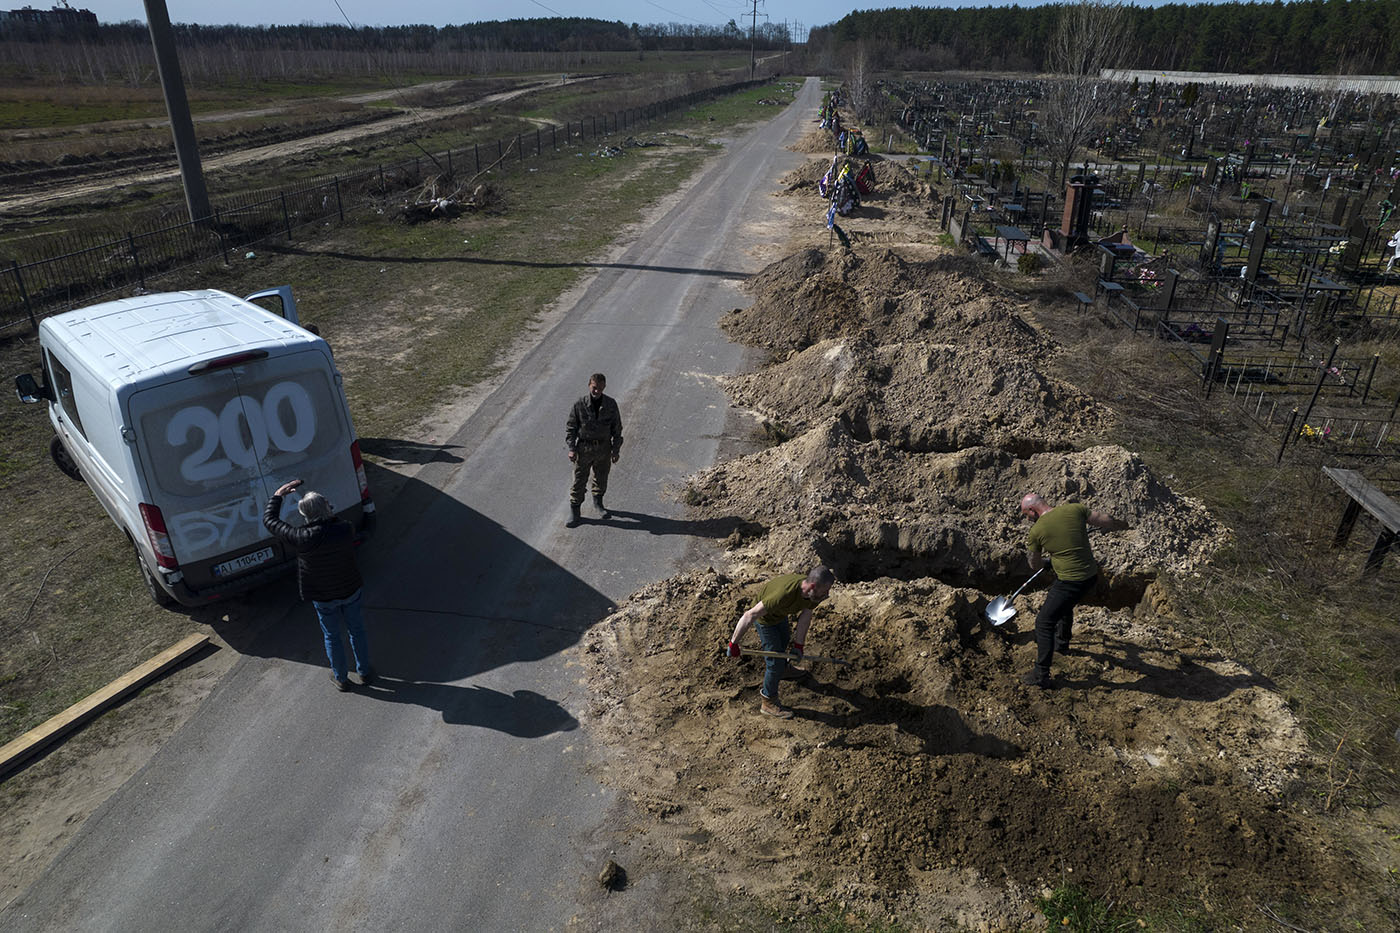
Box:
[14,287,374,607]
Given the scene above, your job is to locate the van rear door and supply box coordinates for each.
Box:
[127,347,359,592]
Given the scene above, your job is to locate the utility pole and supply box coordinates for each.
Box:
[143,0,211,225]
[749,0,760,79]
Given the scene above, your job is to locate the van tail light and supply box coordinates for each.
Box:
[139,503,180,570]
[350,440,373,508]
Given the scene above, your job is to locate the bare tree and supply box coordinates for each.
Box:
[1041,0,1132,189]
[846,40,875,125]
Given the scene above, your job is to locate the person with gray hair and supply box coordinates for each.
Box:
[725,565,836,719]
[264,479,373,692]
[1017,492,1129,689]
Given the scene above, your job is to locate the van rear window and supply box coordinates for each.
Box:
[136,357,347,497]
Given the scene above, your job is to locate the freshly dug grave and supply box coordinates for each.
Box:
[723,335,1107,456]
[583,570,1354,926]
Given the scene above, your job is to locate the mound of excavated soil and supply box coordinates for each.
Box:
[725,247,1047,355]
[685,419,1224,590]
[789,127,840,153]
[725,336,1106,455]
[584,569,1353,925]
[780,155,929,199]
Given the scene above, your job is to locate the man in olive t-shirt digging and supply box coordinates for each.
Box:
[1019,493,1130,689]
[725,566,836,718]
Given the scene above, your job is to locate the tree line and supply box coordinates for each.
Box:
[0,15,793,55]
[0,16,795,85]
[810,0,1400,76]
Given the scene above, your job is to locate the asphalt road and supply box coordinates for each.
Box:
[2,77,820,931]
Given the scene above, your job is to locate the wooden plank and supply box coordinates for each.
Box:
[0,633,210,778]
[1323,467,1400,533]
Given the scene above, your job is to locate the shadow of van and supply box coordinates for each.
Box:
[193,460,608,737]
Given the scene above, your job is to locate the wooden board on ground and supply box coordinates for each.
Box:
[0,633,212,778]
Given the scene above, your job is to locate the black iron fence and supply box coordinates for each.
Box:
[1,77,767,337]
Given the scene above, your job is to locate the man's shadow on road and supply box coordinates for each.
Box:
[360,678,578,736]
[357,437,464,465]
[575,507,764,539]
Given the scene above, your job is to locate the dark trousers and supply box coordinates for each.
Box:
[570,445,612,505]
[1034,574,1097,677]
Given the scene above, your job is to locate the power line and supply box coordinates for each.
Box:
[643,0,712,26]
[526,0,566,16]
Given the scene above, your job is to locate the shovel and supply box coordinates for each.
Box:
[985,568,1044,626]
[726,647,852,667]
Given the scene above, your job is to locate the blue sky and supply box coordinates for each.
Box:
[76,1,1057,33]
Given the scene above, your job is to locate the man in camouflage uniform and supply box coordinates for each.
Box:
[564,373,623,527]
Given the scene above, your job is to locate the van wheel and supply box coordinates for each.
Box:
[133,543,176,607]
[50,435,82,481]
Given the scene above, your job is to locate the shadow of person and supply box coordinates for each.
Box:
[574,508,764,540]
[357,437,465,465]
[1051,638,1272,701]
[797,674,1022,759]
[362,678,579,737]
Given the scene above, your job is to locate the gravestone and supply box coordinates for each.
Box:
[1244,221,1268,287]
[1200,213,1222,269]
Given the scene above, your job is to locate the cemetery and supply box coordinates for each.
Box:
[812,75,1400,467]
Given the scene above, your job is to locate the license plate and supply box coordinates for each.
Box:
[212,546,275,578]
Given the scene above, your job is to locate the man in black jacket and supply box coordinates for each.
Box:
[264,479,373,691]
[564,373,624,527]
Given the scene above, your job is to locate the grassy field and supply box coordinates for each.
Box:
[0,77,798,751]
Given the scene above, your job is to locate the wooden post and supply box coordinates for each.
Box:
[1359,354,1380,401]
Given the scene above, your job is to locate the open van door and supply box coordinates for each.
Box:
[243,286,299,325]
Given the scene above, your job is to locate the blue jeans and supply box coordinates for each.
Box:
[758,619,790,703]
[312,589,370,682]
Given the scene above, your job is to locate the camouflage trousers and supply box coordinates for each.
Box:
[570,444,613,505]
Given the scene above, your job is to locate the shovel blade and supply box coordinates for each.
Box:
[986,597,1016,626]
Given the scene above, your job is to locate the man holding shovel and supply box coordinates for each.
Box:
[726,566,836,719]
[1019,493,1129,689]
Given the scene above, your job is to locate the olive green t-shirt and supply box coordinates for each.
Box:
[1027,503,1098,582]
[756,573,820,625]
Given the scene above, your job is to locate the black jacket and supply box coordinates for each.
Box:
[566,393,623,454]
[263,494,363,602]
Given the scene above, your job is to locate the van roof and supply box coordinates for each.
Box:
[41,290,320,385]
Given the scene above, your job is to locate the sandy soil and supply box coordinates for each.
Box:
[574,143,1384,928]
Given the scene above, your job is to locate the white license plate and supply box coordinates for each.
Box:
[212,546,275,578]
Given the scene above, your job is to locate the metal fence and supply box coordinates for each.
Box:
[1,77,765,337]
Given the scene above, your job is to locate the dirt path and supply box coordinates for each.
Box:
[0,76,592,216]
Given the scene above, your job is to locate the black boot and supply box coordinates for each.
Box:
[593,494,610,519]
[566,503,581,527]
